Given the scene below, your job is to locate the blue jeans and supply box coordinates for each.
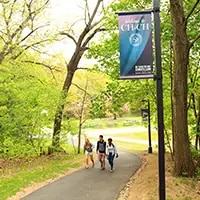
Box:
[108,153,115,170]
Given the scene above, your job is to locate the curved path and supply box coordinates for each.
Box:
[23,152,141,200]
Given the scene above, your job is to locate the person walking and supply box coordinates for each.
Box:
[84,138,95,169]
[96,135,106,170]
[106,138,118,173]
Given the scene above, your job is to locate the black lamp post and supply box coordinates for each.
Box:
[142,99,152,153]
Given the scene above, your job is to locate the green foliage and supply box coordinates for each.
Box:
[87,0,158,122]
[0,60,59,157]
[88,0,200,153]
[62,119,79,135]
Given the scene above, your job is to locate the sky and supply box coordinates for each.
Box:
[48,0,112,65]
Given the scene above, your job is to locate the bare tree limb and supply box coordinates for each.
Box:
[8,0,49,42]
[84,0,91,25]
[18,24,49,45]
[78,67,90,70]
[60,32,77,45]
[29,74,44,85]
[189,34,200,49]
[22,60,61,80]
[82,27,106,49]
[72,82,91,97]
[11,39,50,60]
[22,60,61,72]
[87,0,103,28]
[186,0,200,21]
[75,0,103,50]
[0,33,7,43]
[90,19,103,30]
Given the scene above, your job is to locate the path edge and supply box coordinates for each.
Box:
[117,153,148,200]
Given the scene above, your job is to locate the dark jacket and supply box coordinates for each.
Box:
[96,140,106,153]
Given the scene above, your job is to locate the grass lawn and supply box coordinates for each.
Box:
[114,140,158,153]
[82,117,143,129]
[111,131,158,141]
[0,148,84,200]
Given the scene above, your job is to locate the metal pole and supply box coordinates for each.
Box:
[148,100,153,153]
[153,0,166,199]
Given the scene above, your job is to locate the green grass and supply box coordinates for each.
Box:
[0,151,84,200]
[114,140,158,153]
[81,117,143,129]
[109,131,158,141]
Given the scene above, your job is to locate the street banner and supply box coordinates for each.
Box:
[118,12,153,79]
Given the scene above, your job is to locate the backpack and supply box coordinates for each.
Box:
[85,143,93,152]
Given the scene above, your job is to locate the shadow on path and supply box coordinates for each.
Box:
[23,152,141,200]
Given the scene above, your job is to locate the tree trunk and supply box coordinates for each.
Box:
[52,70,75,149]
[170,0,195,176]
[197,96,200,150]
[77,78,89,154]
[78,122,82,154]
[50,0,103,152]
[170,38,175,155]
[190,93,198,150]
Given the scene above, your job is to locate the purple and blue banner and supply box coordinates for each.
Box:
[118,12,153,79]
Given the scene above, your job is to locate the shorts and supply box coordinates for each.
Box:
[98,152,105,161]
[85,151,93,156]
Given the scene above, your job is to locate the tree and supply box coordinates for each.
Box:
[170,0,200,176]
[0,0,51,63]
[0,0,61,157]
[0,60,59,157]
[52,0,105,150]
[87,0,155,119]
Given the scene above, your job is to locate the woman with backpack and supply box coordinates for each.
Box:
[84,138,95,169]
[106,138,118,173]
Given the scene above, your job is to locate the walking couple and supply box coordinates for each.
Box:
[96,135,118,173]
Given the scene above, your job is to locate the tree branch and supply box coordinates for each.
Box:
[84,0,91,25]
[78,67,90,70]
[82,28,106,49]
[11,39,50,60]
[22,60,61,80]
[189,33,200,49]
[18,24,49,45]
[22,60,61,72]
[72,82,91,97]
[87,0,103,28]
[60,32,77,45]
[29,74,44,85]
[76,0,103,49]
[186,0,200,21]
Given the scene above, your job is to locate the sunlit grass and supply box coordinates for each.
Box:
[82,116,143,129]
[114,140,158,153]
[109,131,158,141]
[0,150,84,200]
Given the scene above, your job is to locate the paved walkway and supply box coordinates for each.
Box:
[23,152,141,200]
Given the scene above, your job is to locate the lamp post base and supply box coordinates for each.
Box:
[148,147,153,153]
